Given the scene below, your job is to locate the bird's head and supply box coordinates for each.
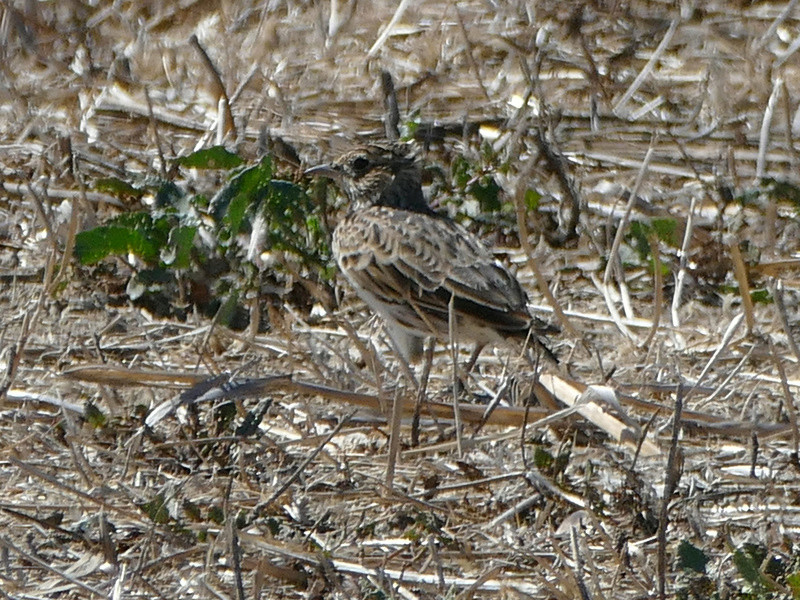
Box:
[306,143,431,214]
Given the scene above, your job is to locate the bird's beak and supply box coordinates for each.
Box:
[304,164,340,180]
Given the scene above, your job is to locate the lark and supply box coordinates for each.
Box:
[306,143,556,363]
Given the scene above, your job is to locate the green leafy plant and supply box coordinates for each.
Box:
[141,493,171,525]
[451,152,503,214]
[175,146,243,170]
[678,540,710,574]
[627,219,678,263]
[751,178,800,210]
[74,147,331,328]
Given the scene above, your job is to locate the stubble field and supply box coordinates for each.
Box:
[2,2,800,598]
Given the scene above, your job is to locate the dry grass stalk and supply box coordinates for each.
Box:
[670,195,698,331]
[657,385,684,600]
[367,0,415,57]
[639,232,663,349]
[512,160,577,338]
[190,34,235,140]
[729,243,756,333]
[756,77,782,183]
[613,19,679,117]
[768,337,800,460]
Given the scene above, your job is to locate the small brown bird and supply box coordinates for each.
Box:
[306,143,556,362]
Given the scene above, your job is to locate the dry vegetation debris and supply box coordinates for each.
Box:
[2,1,800,598]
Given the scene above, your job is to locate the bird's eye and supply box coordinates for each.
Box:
[351,156,370,173]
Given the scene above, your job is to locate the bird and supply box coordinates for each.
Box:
[306,143,557,364]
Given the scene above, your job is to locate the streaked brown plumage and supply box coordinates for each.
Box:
[307,143,556,361]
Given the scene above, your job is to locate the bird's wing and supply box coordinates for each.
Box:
[333,206,533,337]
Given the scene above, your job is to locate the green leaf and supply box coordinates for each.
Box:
[402,118,419,140]
[733,547,766,589]
[452,156,471,190]
[176,146,244,169]
[750,288,773,304]
[265,517,280,536]
[480,140,498,162]
[75,217,160,265]
[84,402,106,428]
[305,213,323,238]
[533,446,554,470]
[183,499,202,522]
[225,191,250,234]
[208,505,224,525]
[214,292,240,327]
[214,401,237,430]
[735,188,761,206]
[762,177,800,208]
[786,572,800,598]
[525,189,541,211]
[627,218,677,263]
[650,218,678,246]
[211,156,273,228]
[469,176,502,213]
[265,179,304,214]
[141,493,170,524]
[154,181,184,209]
[135,268,174,285]
[162,226,197,269]
[75,211,179,266]
[628,221,652,260]
[677,540,709,573]
[94,177,145,199]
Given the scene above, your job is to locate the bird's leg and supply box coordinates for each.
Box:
[522,326,559,366]
[464,343,486,373]
[411,339,435,447]
[448,294,464,457]
[384,329,419,391]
